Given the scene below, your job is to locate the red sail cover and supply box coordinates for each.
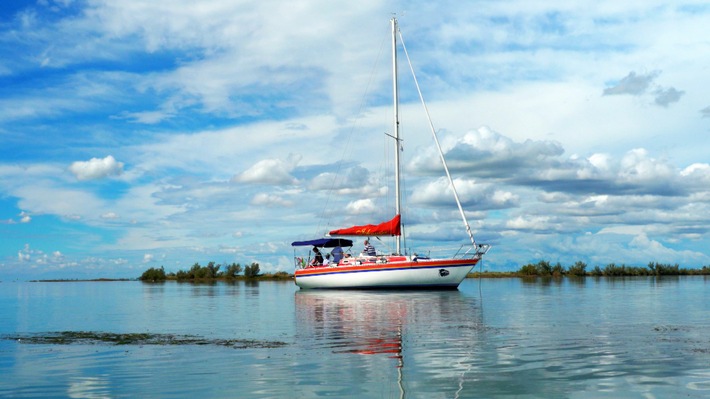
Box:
[329,214,401,236]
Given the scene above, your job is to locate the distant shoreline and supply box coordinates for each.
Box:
[28,278,133,283]
[27,274,295,283]
[21,270,710,283]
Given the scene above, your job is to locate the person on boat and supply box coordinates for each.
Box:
[311,247,324,265]
[323,254,331,266]
[363,239,376,257]
[331,246,344,263]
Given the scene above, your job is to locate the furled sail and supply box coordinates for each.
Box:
[329,214,401,237]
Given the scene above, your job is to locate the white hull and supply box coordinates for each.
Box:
[295,258,478,290]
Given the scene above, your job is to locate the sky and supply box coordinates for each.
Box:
[1,0,709,280]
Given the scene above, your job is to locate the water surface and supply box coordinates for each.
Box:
[1,277,709,398]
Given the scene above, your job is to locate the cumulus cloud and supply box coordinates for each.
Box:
[344,199,377,215]
[19,211,31,223]
[69,155,124,181]
[232,155,301,185]
[18,246,31,262]
[681,163,710,178]
[409,127,564,178]
[143,254,154,263]
[522,150,687,196]
[409,127,697,198]
[410,177,519,210]
[614,148,681,195]
[626,233,705,262]
[16,244,64,265]
[506,215,556,232]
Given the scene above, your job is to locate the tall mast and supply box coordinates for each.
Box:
[391,17,402,255]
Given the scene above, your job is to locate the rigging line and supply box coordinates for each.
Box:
[374,236,394,255]
[397,30,477,248]
[397,129,408,254]
[382,127,391,222]
[314,27,390,237]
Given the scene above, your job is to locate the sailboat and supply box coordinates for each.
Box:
[292,17,490,289]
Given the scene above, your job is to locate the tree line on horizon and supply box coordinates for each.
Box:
[512,260,710,277]
[139,261,290,282]
[140,260,710,282]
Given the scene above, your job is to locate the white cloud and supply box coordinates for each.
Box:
[250,193,293,208]
[69,155,124,181]
[19,211,31,223]
[506,215,554,232]
[618,153,678,191]
[410,177,519,210]
[409,126,564,178]
[143,254,154,263]
[18,247,31,262]
[680,163,710,179]
[232,155,301,185]
[345,199,377,215]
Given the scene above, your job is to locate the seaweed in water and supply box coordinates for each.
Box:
[3,331,288,349]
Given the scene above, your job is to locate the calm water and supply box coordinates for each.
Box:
[1,277,709,398]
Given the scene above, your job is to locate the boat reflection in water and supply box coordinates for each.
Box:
[294,289,485,398]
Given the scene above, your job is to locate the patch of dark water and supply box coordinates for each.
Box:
[3,331,288,349]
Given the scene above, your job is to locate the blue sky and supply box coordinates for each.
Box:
[1,0,709,280]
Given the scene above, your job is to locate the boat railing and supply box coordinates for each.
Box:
[472,243,491,257]
[408,243,490,260]
[295,244,491,269]
[447,243,491,259]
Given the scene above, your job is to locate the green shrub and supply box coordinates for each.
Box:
[649,262,680,275]
[244,263,261,278]
[568,261,587,276]
[603,263,626,276]
[518,263,538,276]
[224,263,243,278]
[272,271,291,279]
[205,261,221,278]
[140,266,166,282]
[551,262,564,277]
[535,260,552,276]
